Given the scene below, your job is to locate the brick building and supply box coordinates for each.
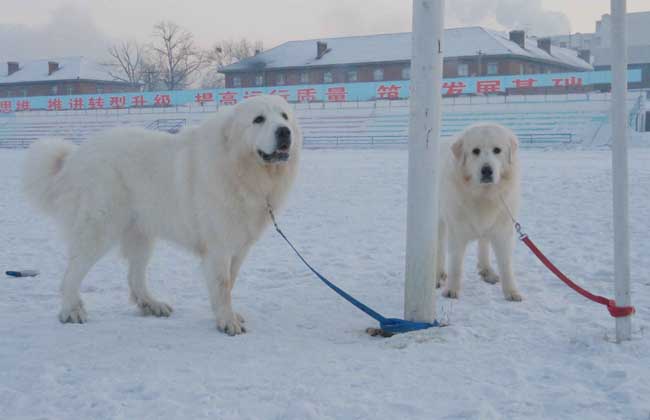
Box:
[220,27,592,89]
[0,57,140,98]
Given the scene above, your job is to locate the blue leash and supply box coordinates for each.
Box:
[268,205,439,335]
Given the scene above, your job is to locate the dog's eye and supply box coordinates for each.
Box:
[472,148,481,156]
[493,147,501,154]
[281,112,288,121]
[253,115,265,124]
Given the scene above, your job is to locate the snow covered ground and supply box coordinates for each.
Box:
[1,148,649,420]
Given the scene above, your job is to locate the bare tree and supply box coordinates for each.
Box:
[201,39,263,88]
[106,40,146,85]
[151,21,204,90]
[140,59,163,92]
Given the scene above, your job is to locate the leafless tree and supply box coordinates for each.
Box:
[140,59,163,92]
[201,39,263,88]
[106,40,146,85]
[151,21,204,90]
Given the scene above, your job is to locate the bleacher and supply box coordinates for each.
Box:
[0,112,203,148]
[297,104,610,148]
[0,118,124,147]
[0,95,627,149]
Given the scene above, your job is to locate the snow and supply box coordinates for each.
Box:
[1,148,649,419]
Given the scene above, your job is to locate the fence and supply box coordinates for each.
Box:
[303,135,407,148]
[146,119,187,133]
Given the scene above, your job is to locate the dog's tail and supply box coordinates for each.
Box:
[23,138,77,215]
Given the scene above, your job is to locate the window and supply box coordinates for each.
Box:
[347,70,358,82]
[323,71,333,83]
[51,85,58,95]
[487,62,498,75]
[96,86,104,94]
[276,73,285,85]
[300,72,309,84]
[255,74,264,86]
[233,76,242,88]
[67,86,73,95]
[458,63,469,77]
[401,66,410,80]
[373,68,384,81]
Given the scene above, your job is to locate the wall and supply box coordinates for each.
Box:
[0,69,641,113]
[0,81,139,98]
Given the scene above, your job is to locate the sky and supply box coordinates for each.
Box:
[1,0,649,61]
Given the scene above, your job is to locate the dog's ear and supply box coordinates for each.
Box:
[220,111,235,143]
[451,137,463,160]
[508,134,519,164]
[451,137,466,165]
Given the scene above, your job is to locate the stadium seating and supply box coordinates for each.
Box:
[297,105,609,147]
[0,96,622,149]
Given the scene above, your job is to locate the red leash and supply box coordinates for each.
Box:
[499,196,635,318]
[518,229,635,318]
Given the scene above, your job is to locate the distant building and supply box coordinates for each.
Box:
[0,57,140,98]
[550,11,650,89]
[549,33,595,54]
[220,27,592,90]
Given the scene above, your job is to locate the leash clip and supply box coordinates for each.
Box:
[514,222,528,240]
[499,194,527,240]
[267,201,280,231]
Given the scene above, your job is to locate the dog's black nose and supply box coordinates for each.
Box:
[481,165,494,183]
[481,165,493,177]
[276,126,291,151]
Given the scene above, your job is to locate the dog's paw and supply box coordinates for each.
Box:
[442,288,460,299]
[504,289,523,302]
[133,296,173,317]
[436,271,447,289]
[235,312,246,324]
[479,267,500,284]
[59,303,87,324]
[216,312,246,336]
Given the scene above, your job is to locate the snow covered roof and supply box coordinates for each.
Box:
[0,56,126,85]
[222,27,593,73]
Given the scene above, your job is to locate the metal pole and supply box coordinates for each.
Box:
[611,0,632,342]
[404,0,444,323]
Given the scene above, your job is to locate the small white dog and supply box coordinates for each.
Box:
[23,95,301,335]
[437,123,522,301]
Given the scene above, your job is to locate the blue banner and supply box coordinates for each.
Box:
[0,69,642,113]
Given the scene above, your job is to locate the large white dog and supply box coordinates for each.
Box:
[23,95,301,335]
[437,123,522,301]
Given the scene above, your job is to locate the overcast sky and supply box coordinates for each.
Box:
[1,0,649,61]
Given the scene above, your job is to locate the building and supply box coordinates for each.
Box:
[592,11,650,89]
[551,11,650,88]
[220,27,592,89]
[0,57,140,98]
[549,33,595,54]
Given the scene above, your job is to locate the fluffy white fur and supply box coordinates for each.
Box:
[437,123,522,301]
[23,95,301,335]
